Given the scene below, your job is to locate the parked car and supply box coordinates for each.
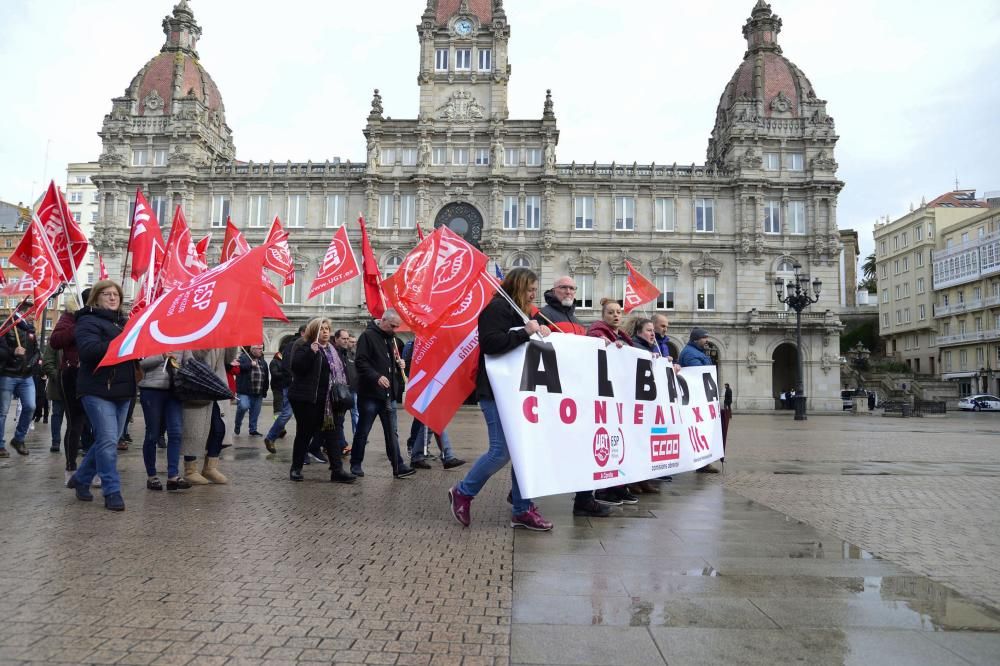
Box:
[958,394,1000,411]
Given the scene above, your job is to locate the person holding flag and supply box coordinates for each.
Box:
[0,301,40,457]
[448,268,554,531]
[65,281,135,512]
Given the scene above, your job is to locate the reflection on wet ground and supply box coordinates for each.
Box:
[746,461,1000,477]
[511,474,1000,665]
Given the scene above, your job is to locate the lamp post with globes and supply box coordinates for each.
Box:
[775,263,822,421]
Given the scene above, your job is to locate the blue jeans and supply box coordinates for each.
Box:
[350,392,359,437]
[407,420,455,462]
[457,399,531,516]
[50,398,65,448]
[139,387,183,478]
[265,389,293,441]
[75,396,130,496]
[350,396,404,472]
[235,394,264,433]
[0,374,36,449]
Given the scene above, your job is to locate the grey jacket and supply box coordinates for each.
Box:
[138,353,179,390]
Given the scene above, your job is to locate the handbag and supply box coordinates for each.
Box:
[329,382,354,412]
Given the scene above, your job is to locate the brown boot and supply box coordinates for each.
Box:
[185,459,210,485]
[202,457,228,484]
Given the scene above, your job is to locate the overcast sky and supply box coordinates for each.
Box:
[1,0,998,260]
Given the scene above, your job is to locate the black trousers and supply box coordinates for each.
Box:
[289,399,346,473]
[59,368,86,471]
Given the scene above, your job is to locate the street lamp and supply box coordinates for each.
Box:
[775,263,822,421]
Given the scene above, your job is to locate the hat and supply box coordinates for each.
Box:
[689,327,709,342]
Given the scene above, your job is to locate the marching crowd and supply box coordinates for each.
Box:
[0,271,730,530]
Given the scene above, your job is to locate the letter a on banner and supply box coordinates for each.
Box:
[308,226,360,300]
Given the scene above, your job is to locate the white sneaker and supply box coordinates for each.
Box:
[307,452,326,463]
[64,470,73,486]
[92,475,102,488]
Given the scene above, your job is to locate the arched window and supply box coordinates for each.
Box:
[776,259,797,311]
[511,254,531,269]
[384,255,402,278]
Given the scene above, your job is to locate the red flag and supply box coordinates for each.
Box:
[404,274,496,433]
[0,277,33,298]
[358,215,385,319]
[623,260,660,313]
[195,234,212,265]
[308,226,360,301]
[158,206,207,294]
[382,226,489,337]
[416,225,425,242]
[98,253,109,280]
[263,217,294,285]
[128,189,166,281]
[34,180,88,282]
[221,217,250,263]
[0,265,6,286]
[100,246,274,366]
[8,218,63,318]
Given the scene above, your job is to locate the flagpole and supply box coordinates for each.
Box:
[121,188,139,286]
[482,270,531,324]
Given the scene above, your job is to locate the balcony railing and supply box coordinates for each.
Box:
[937,329,1000,346]
[932,229,1000,261]
[934,294,1000,317]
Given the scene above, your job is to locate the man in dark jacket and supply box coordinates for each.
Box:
[234,345,269,437]
[349,310,414,479]
[264,348,292,454]
[0,304,41,457]
[679,327,719,473]
[534,276,610,518]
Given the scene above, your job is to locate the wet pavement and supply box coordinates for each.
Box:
[1,408,999,664]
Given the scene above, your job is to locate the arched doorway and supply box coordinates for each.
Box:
[435,202,483,248]
[772,343,798,409]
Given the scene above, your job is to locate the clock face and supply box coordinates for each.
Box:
[455,19,473,36]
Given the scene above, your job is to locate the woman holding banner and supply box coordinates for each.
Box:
[587,299,646,503]
[630,318,660,357]
[449,268,554,531]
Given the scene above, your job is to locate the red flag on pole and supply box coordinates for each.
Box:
[195,234,212,265]
[416,225,425,242]
[128,189,166,281]
[8,218,64,318]
[404,273,495,434]
[381,226,489,337]
[358,214,386,319]
[98,253,109,280]
[100,245,275,366]
[623,260,660,313]
[0,265,7,287]
[220,217,250,263]
[34,180,88,284]
[263,217,294,285]
[308,226,360,301]
[158,206,207,294]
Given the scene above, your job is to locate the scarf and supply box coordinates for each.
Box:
[319,343,347,429]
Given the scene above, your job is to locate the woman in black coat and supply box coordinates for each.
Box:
[287,317,355,484]
[65,280,136,512]
[448,268,554,531]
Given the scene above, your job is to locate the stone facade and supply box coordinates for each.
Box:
[89,0,849,411]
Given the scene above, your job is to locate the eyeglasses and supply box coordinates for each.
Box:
[555,285,577,291]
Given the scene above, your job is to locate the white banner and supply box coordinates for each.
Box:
[485,333,724,498]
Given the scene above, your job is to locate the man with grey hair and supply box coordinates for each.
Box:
[350,310,414,478]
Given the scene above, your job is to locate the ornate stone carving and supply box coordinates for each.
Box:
[567,248,600,276]
[368,89,384,120]
[540,228,555,252]
[543,89,555,120]
[809,150,838,171]
[98,147,125,167]
[747,308,760,346]
[608,250,641,275]
[740,147,763,169]
[820,352,837,374]
[746,351,758,374]
[690,251,724,277]
[649,250,682,276]
[770,91,792,113]
[143,89,164,112]
[436,91,485,122]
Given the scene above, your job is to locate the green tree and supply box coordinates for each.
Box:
[858,252,877,293]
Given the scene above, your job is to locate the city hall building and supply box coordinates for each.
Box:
[89,0,850,411]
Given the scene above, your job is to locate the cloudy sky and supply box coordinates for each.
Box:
[1,0,998,260]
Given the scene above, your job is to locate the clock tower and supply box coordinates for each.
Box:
[417,0,510,121]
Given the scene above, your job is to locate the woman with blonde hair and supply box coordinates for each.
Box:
[449,268,554,531]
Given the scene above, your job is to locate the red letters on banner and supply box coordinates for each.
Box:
[307,226,360,300]
[623,260,660,313]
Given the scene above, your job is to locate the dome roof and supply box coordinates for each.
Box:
[716,1,819,119]
[434,0,493,26]
[125,1,225,118]
[128,52,225,116]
